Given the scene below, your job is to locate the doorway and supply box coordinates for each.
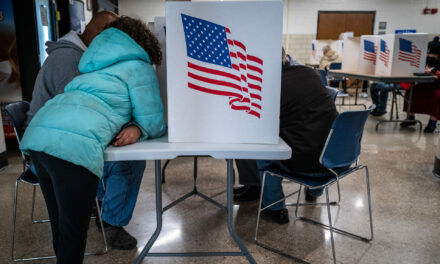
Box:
[317,11,375,40]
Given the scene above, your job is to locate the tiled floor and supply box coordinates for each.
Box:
[1,96,440,264]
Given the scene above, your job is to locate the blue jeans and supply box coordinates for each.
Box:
[97,160,146,227]
[256,160,326,211]
[370,82,395,112]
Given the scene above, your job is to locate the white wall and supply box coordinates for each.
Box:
[284,0,440,35]
[119,0,166,23]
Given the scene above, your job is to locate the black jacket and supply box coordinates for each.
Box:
[280,65,338,173]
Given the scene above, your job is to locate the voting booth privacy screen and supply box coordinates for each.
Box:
[375,33,428,76]
[341,37,360,72]
[166,1,283,144]
[358,35,379,74]
[310,40,343,65]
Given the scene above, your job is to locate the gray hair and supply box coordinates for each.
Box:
[322,45,331,54]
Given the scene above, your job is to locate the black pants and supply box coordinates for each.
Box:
[235,159,260,187]
[29,151,98,264]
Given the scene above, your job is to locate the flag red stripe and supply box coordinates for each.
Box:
[230,104,250,111]
[233,40,246,51]
[248,64,263,75]
[188,62,241,82]
[241,75,247,82]
[229,97,251,104]
[232,64,239,71]
[247,74,262,83]
[250,93,262,100]
[226,28,231,34]
[248,83,261,91]
[227,39,234,45]
[230,52,237,58]
[237,52,246,61]
[247,55,263,65]
[248,110,260,118]
[240,63,246,70]
[251,103,262,109]
[188,82,242,98]
[188,72,242,91]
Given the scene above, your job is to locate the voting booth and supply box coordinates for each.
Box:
[310,40,342,65]
[341,37,360,72]
[166,1,283,144]
[358,35,379,74]
[375,33,428,76]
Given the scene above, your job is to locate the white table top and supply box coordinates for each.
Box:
[104,135,292,161]
[328,70,436,83]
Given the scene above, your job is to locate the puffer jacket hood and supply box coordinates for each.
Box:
[79,27,152,73]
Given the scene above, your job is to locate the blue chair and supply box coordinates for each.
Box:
[254,106,375,264]
[328,62,342,70]
[318,69,348,102]
[6,101,108,262]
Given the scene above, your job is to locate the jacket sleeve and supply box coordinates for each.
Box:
[127,64,166,141]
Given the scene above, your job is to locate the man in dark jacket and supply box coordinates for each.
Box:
[235,52,338,224]
[26,11,143,250]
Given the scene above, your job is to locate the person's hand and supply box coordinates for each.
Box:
[113,126,141,147]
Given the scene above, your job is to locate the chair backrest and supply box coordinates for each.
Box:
[319,106,374,169]
[317,69,329,86]
[328,62,342,70]
[326,87,339,102]
[5,101,30,143]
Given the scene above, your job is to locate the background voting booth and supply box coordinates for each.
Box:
[375,33,428,76]
[358,35,379,74]
[341,37,360,72]
[310,40,343,65]
[166,1,283,144]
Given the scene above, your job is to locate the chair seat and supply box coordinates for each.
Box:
[263,164,360,188]
[19,169,39,185]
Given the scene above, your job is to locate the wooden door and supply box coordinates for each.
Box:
[317,11,375,40]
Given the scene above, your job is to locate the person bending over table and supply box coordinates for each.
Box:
[401,51,440,133]
[234,52,339,224]
[25,12,148,250]
[20,16,166,263]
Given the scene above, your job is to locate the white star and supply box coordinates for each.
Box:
[220,62,223,65]
[198,55,200,58]
[209,54,211,57]
[207,25,210,27]
[185,26,188,29]
[189,44,192,47]
[188,23,191,26]
[184,17,187,20]
[215,48,217,51]
[190,53,193,55]
[191,20,194,23]
[205,57,208,60]
[201,52,204,55]
[199,22,202,25]
[214,27,217,30]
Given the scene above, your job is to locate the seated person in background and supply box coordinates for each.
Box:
[319,45,341,70]
[401,51,440,133]
[20,16,166,263]
[235,49,338,225]
[369,82,400,116]
[25,12,146,250]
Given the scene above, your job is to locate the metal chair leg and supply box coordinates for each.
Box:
[325,187,337,264]
[86,198,109,255]
[11,180,19,261]
[365,166,374,240]
[31,185,49,224]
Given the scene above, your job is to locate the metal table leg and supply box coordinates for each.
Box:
[226,159,256,264]
[135,159,256,263]
[135,160,163,264]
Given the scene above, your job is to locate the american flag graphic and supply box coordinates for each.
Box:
[379,39,390,67]
[398,38,421,68]
[181,14,263,118]
[312,43,316,58]
[363,39,377,64]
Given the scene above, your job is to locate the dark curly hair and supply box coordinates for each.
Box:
[106,16,162,66]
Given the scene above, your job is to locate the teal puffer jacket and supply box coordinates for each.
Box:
[20,28,166,177]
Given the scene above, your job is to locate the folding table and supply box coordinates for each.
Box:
[328,70,436,131]
[104,135,292,264]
